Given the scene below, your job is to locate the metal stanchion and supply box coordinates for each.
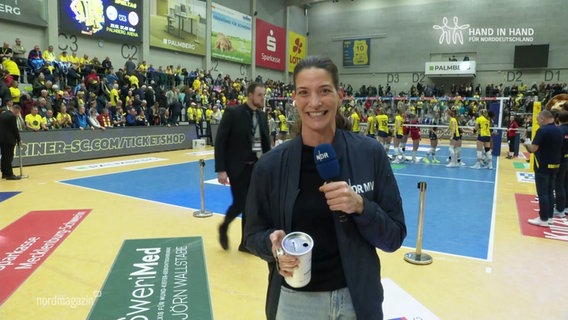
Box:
[18,145,29,179]
[404,181,432,265]
[193,159,212,218]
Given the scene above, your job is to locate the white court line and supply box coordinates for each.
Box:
[395,172,494,184]
[56,180,225,217]
[486,157,499,262]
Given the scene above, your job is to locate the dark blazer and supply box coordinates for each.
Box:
[214,104,271,178]
[0,109,21,145]
[244,130,407,320]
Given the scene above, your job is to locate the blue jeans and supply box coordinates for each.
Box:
[535,171,556,220]
[276,286,356,320]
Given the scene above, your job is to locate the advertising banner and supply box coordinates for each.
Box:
[13,126,195,166]
[59,0,142,44]
[211,2,252,64]
[149,0,206,56]
[88,237,213,320]
[424,61,476,76]
[343,38,370,67]
[0,0,48,27]
[288,31,306,73]
[255,19,286,71]
[0,209,91,305]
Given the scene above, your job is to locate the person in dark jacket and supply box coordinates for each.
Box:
[244,56,406,320]
[215,82,271,252]
[0,105,23,180]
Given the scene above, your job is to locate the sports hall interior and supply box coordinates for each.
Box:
[1,0,567,319]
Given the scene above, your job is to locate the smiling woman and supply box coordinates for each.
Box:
[290,56,351,143]
[244,55,406,320]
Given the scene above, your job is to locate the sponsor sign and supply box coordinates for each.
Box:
[211,2,252,64]
[0,210,91,305]
[513,162,530,169]
[0,0,47,26]
[343,38,370,67]
[63,157,166,171]
[516,171,534,183]
[425,61,476,76]
[515,193,568,242]
[288,31,306,73]
[433,16,535,45]
[13,126,195,166]
[59,0,143,43]
[255,19,286,71]
[149,0,206,56]
[88,237,213,320]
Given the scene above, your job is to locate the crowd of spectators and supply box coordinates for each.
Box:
[1,37,566,138]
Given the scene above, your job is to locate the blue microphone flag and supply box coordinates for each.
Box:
[314,143,340,181]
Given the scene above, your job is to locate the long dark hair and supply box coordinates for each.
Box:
[291,56,351,135]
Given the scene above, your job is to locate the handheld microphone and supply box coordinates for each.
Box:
[314,144,348,223]
[314,143,340,181]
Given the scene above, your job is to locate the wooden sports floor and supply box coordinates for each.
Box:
[0,141,566,320]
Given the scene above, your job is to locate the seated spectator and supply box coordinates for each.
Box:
[27,45,44,74]
[36,96,51,116]
[43,109,57,130]
[25,106,46,131]
[59,50,71,74]
[88,108,105,131]
[97,107,112,128]
[1,69,14,88]
[125,107,145,126]
[9,80,21,104]
[0,42,13,60]
[85,69,99,88]
[73,105,93,130]
[69,51,80,67]
[32,73,47,97]
[79,53,91,74]
[66,63,82,88]
[113,106,126,127]
[57,104,73,128]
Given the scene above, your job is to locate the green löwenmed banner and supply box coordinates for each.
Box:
[88,237,213,320]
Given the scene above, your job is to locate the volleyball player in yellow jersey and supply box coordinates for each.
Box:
[365,109,376,139]
[376,107,390,156]
[278,110,288,140]
[472,109,493,169]
[445,109,462,167]
[392,109,405,163]
[351,109,360,134]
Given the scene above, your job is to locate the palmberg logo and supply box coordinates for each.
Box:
[433,16,470,45]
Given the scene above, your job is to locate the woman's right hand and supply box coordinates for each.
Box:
[270,230,299,277]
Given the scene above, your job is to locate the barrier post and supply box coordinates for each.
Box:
[18,145,29,179]
[404,181,432,265]
[193,159,212,218]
